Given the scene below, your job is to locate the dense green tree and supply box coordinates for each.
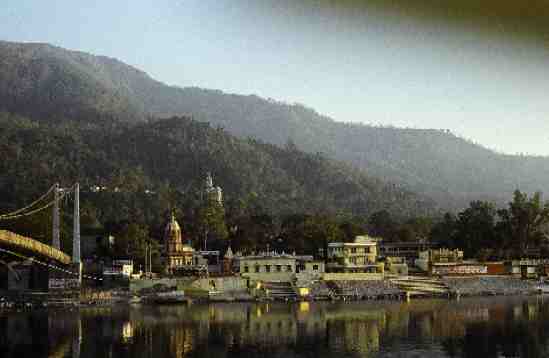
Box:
[368,210,396,240]
[454,201,498,258]
[429,212,458,247]
[196,199,228,251]
[303,215,344,255]
[497,190,549,255]
[228,213,277,252]
[279,214,343,256]
[338,218,367,242]
[113,223,152,266]
[393,217,434,242]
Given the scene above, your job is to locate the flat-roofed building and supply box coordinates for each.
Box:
[238,252,297,282]
[384,256,409,276]
[103,259,134,277]
[378,241,435,263]
[196,250,221,274]
[326,236,381,273]
[237,252,326,283]
[415,248,464,273]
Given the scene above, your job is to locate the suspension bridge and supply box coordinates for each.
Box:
[0,183,85,292]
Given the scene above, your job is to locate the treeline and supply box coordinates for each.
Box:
[81,189,549,268]
[430,191,549,260]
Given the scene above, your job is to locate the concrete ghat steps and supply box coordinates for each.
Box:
[262,281,297,299]
[390,277,450,296]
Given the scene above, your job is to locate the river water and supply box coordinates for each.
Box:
[2,296,549,358]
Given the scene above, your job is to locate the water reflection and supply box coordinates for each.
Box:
[2,297,549,358]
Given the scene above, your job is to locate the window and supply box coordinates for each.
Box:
[255,265,260,273]
[287,265,292,272]
[276,265,282,272]
[313,265,319,271]
[351,248,357,253]
[265,265,271,273]
[244,266,249,273]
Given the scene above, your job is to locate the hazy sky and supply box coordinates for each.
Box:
[2,0,549,155]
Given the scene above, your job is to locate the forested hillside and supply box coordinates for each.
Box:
[1,40,548,209]
[0,112,434,223]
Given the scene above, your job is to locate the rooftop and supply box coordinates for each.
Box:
[328,241,376,247]
[327,235,378,248]
[237,251,313,261]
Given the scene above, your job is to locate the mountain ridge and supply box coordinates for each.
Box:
[1,40,547,210]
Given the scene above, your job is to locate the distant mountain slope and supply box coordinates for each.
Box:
[0,112,434,220]
[1,40,547,209]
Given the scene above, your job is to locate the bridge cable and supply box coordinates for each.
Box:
[0,184,55,218]
[0,184,75,221]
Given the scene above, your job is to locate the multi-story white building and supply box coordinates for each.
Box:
[326,236,382,273]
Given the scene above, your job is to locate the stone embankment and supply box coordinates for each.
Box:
[443,276,538,297]
[208,292,254,302]
[308,280,404,300]
[1,276,543,310]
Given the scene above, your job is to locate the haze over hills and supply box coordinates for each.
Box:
[1,40,548,210]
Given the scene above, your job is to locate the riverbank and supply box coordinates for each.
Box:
[443,276,538,297]
[0,276,543,310]
[306,279,404,300]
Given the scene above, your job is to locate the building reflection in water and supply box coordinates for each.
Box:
[3,297,549,358]
[121,321,133,343]
[71,315,82,358]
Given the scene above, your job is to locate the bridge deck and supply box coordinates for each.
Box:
[0,230,71,264]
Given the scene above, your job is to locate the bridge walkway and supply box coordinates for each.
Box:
[0,230,71,265]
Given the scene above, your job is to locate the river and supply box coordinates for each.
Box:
[2,296,549,357]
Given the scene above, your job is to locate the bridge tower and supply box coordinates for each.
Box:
[73,183,80,264]
[72,183,82,283]
[52,183,60,250]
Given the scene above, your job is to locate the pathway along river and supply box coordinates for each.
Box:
[3,296,549,357]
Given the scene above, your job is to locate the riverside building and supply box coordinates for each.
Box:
[326,236,383,274]
[236,252,324,282]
